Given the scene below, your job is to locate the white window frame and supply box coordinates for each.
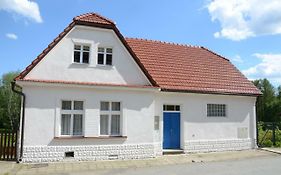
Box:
[60,100,84,136]
[73,44,90,64]
[99,101,122,136]
[97,47,113,66]
[206,104,227,117]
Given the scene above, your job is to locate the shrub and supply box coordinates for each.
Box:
[261,140,273,147]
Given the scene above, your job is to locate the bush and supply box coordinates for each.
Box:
[275,142,281,147]
[261,140,273,147]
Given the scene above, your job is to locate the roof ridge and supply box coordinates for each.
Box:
[200,46,230,61]
[73,12,115,25]
[125,37,201,48]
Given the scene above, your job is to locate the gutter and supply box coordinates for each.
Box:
[11,81,25,163]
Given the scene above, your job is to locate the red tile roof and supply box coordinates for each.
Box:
[15,13,261,96]
[125,38,261,96]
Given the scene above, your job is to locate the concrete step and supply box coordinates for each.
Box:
[163,149,184,155]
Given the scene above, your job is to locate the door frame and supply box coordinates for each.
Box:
[162,104,181,149]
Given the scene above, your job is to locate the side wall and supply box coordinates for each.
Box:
[155,92,257,153]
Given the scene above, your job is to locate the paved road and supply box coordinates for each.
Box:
[74,155,281,175]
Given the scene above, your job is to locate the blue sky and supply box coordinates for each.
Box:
[1,0,281,86]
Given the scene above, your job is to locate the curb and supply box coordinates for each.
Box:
[260,148,281,155]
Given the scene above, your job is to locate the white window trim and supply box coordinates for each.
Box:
[73,44,91,64]
[99,101,122,136]
[60,100,85,137]
[97,47,113,66]
[206,103,227,117]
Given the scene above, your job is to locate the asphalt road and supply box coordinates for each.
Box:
[74,155,281,175]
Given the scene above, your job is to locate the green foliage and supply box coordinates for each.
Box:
[262,140,273,147]
[258,122,281,147]
[253,79,281,122]
[0,71,21,131]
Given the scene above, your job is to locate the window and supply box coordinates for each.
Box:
[100,101,121,136]
[73,44,90,64]
[163,105,180,111]
[207,104,226,117]
[97,47,113,65]
[61,100,84,136]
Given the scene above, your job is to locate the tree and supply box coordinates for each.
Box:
[253,79,280,122]
[0,71,21,131]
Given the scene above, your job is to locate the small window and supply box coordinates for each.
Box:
[100,101,121,136]
[163,105,180,111]
[207,104,226,117]
[62,101,72,110]
[97,47,113,65]
[73,44,90,64]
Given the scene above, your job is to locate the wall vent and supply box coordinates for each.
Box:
[237,127,248,139]
[108,155,118,160]
[65,151,74,158]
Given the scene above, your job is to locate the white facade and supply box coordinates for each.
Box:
[17,23,257,163]
[17,81,257,162]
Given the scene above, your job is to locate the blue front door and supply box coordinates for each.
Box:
[163,112,180,149]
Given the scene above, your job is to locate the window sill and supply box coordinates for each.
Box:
[54,136,127,139]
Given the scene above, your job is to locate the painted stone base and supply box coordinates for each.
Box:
[22,143,159,163]
[184,139,254,153]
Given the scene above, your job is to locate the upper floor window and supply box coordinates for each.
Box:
[207,104,226,117]
[74,44,90,64]
[98,47,112,65]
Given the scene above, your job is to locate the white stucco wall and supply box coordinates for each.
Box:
[25,26,150,86]
[19,82,257,162]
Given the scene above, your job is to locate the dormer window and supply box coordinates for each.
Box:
[74,44,90,64]
[98,47,112,65]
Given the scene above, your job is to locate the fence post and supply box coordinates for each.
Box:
[272,122,276,146]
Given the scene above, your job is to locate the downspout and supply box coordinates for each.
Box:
[11,81,25,163]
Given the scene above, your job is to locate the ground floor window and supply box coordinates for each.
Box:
[207,104,226,117]
[61,100,84,136]
[100,101,121,136]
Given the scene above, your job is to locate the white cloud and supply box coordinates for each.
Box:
[6,33,18,40]
[231,55,244,63]
[0,0,43,23]
[207,0,281,41]
[243,53,281,84]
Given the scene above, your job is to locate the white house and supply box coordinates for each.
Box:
[14,13,261,163]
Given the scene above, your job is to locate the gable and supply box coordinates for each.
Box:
[23,25,151,86]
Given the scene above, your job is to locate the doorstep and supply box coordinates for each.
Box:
[163,149,184,155]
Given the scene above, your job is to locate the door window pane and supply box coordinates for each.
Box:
[74,101,83,110]
[100,115,109,135]
[111,115,120,135]
[73,114,83,135]
[111,102,120,111]
[62,101,72,110]
[61,114,71,135]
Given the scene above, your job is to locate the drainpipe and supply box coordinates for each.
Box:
[11,81,25,163]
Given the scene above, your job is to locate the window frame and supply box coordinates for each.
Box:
[97,47,113,66]
[73,44,91,64]
[206,103,227,117]
[99,101,122,136]
[60,100,85,136]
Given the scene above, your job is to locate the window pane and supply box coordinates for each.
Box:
[166,105,175,111]
[111,102,120,111]
[82,52,89,63]
[111,115,120,135]
[62,101,72,110]
[98,47,104,52]
[74,45,81,50]
[98,53,104,64]
[74,51,80,63]
[83,46,90,51]
[61,114,71,135]
[74,101,83,110]
[207,104,226,117]
[106,48,112,53]
[100,101,109,111]
[100,115,109,135]
[73,114,83,135]
[106,54,112,65]
[175,105,180,111]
